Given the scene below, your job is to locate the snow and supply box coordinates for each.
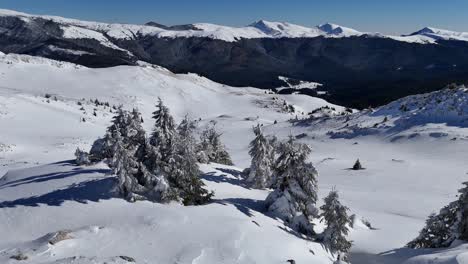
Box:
[277,76,323,93]
[47,45,94,56]
[317,23,362,37]
[0,162,333,264]
[2,8,466,45]
[411,27,468,42]
[0,54,468,263]
[60,25,132,54]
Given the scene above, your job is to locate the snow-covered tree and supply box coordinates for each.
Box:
[265,136,319,235]
[168,116,213,205]
[352,159,363,170]
[320,190,352,260]
[198,124,233,165]
[144,98,177,175]
[89,107,146,162]
[408,182,468,248]
[75,148,90,165]
[247,124,275,189]
[112,132,140,200]
[149,98,176,161]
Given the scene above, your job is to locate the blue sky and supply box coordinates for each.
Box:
[1,0,467,34]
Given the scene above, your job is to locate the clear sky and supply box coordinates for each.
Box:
[1,0,467,35]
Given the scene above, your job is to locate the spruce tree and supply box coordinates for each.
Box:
[148,98,177,168]
[170,116,213,205]
[112,132,141,200]
[140,98,179,202]
[320,190,353,260]
[198,124,233,165]
[89,107,146,162]
[247,124,275,189]
[352,159,363,170]
[266,136,319,235]
[75,148,90,165]
[408,182,468,248]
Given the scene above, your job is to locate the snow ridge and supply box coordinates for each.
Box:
[0,8,466,44]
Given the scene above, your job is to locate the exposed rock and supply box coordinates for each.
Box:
[119,256,136,262]
[10,253,28,261]
[48,230,73,245]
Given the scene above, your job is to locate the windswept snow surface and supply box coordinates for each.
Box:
[1,54,468,263]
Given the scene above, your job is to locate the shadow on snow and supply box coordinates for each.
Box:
[0,165,114,208]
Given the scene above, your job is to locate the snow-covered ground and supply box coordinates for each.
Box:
[1,54,468,263]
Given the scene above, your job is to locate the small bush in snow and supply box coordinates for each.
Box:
[74,148,90,165]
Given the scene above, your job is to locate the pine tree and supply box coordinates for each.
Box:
[112,132,141,200]
[148,98,177,167]
[89,107,146,162]
[198,124,233,165]
[168,116,213,205]
[352,159,363,170]
[265,136,319,235]
[247,124,275,189]
[459,182,468,240]
[320,190,353,260]
[408,182,468,248]
[74,148,90,165]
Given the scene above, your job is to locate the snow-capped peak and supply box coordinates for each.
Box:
[409,27,468,41]
[0,8,466,44]
[249,20,363,38]
[317,23,361,36]
[249,20,322,38]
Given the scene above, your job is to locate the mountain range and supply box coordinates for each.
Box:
[1,9,468,107]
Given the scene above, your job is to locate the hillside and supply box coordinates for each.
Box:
[0,54,468,263]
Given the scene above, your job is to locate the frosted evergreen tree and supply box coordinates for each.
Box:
[112,132,141,200]
[168,116,213,205]
[265,136,319,235]
[352,159,363,170]
[320,190,353,261]
[74,148,90,165]
[148,98,177,168]
[133,98,179,202]
[408,182,468,248]
[198,124,233,165]
[460,182,468,240]
[247,124,275,189]
[89,107,146,162]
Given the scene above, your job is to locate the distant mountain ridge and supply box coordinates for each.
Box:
[1,8,468,108]
[1,8,467,43]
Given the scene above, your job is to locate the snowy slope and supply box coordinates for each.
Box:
[1,54,468,264]
[0,54,348,264]
[302,86,468,141]
[0,162,333,264]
